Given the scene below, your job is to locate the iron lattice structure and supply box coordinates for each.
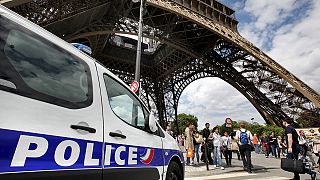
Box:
[4,0,320,129]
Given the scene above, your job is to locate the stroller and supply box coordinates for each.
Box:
[299,155,317,180]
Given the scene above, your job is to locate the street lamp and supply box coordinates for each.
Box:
[251,118,254,124]
[133,0,144,95]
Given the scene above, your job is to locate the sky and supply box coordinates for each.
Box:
[177,0,320,129]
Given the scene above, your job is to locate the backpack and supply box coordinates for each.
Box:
[240,130,249,144]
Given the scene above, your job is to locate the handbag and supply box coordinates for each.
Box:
[281,158,304,174]
[195,134,204,143]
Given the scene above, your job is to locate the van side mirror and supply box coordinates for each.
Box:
[147,113,157,133]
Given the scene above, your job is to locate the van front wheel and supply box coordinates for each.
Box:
[166,161,182,180]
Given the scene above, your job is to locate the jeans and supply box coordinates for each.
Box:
[270,144,279,158]
[254,144,260,154]
[213,146,222,166]
[262,143,269,157]
[287,151,300,180]
[239,144,252,171]
[193,144,200,163]
[223,149,232,165]
[186,157,191,164]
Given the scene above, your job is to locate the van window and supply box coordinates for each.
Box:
[104,75,148,130]
[0,15,92,109]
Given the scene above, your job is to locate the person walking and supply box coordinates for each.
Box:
[236,123,253,173]
[283,118,300,180]
[230,132,241,160]
[178,134,184,146]
[278,136,286,157]
[202,123,213,164]
[185,122,194,165]
[298,130,307,157]
[222,131,232,166]
[193,128,203,165]
[270,132,279,158]
[253,134,260,154]
[209,127,224,170]
[261,133,270,158]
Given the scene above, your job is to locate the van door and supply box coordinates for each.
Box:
[0,14,103,179]
[96,64,164,180]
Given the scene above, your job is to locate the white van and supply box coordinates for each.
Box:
[0,5,184,180]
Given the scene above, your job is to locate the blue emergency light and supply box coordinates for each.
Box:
[71,43,92,55]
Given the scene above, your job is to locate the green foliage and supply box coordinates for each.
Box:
[296,111,320,128]
[171,113,198,135]
[217,121,284,137]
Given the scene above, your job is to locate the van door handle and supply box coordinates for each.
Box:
[109,132,126,139]
[71,125,96,133]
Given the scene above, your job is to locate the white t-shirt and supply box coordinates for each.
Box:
[210,132,222,147]
[221,136,232,149]
[235,128,253,146]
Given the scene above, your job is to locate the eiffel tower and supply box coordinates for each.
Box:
[4,0,319,129]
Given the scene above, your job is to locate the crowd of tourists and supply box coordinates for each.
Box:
[177,122,254,173]
[171,119,320,178]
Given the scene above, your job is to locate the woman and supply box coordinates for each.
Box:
[185,122,194,165]
[278,136,286,157]
[269,132,279,158]
[193,127,202,165]
[260,133,270,158]
[209,127,224,170]
[230,131,241,160]
[298,130,308,157]
[253,134,260,154]
[178,134,184,146]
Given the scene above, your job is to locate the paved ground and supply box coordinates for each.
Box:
[184,153,319,180]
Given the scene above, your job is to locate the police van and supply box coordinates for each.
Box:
[0,5,184,180]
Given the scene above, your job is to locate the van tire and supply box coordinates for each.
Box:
[166,161,182,180]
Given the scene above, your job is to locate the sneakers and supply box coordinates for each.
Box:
[213,165,217,169]
[220,166,225,170]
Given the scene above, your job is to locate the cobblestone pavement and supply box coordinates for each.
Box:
[184,152,319,180]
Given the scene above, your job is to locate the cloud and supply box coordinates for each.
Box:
[268,0,320,91]
[178,78,262,129]
[178,1,320,128]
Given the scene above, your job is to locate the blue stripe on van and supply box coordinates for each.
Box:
[0,128,182,173]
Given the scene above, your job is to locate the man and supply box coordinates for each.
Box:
[203,123,210,140]
[202,123,213,164]
[236,123,253,173]
[283,118,300,180]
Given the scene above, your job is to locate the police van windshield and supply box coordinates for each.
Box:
[0,14,93,108]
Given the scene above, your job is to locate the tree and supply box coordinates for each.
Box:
[171,113,198,135]
[296,112,320,128]
[217,121,285,137]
